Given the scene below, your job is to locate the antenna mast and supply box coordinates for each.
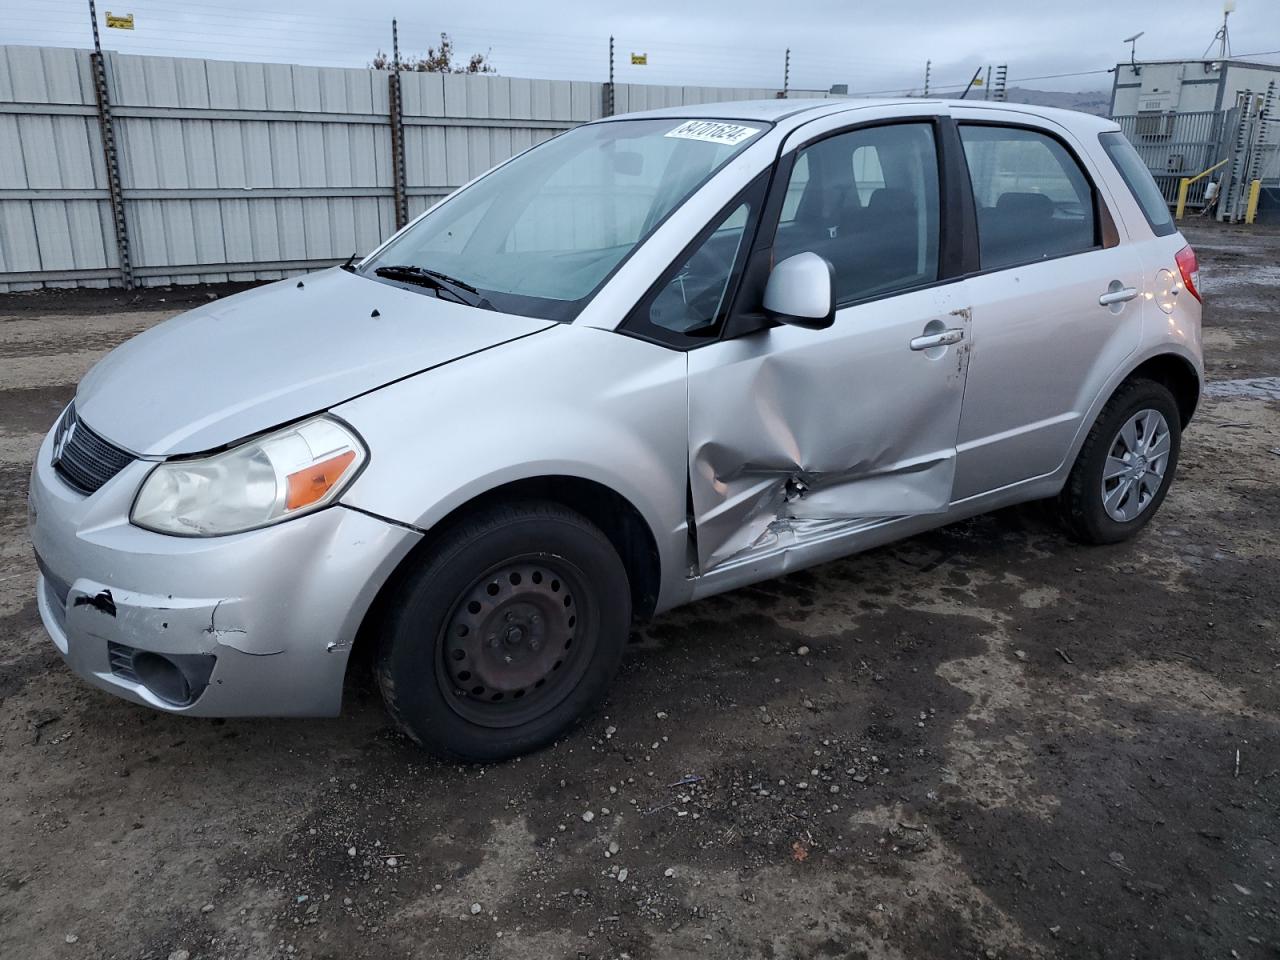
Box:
[1203,1,1235,60]
[1218,0,1233,59]
[1123,31,1144,70]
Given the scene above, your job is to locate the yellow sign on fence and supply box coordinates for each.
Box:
[631,53,647,65]
[105,11,134,29]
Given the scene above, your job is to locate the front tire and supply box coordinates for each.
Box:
[1057,378,1182,545]
[375,501,631,762]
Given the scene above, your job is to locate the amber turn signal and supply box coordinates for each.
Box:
[286,450,357,511]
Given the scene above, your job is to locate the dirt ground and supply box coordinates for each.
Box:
[1,223,1277,960]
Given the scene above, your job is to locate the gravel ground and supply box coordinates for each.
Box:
[1,222,1277,960]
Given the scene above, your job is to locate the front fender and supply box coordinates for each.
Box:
[333,324,690,599]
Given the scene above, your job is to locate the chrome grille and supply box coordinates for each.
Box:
[51,404,134,495]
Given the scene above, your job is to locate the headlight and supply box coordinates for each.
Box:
[131,416,367,536]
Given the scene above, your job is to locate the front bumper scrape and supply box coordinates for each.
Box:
[30,433,421,716]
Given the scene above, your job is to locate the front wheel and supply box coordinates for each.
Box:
[1057,379,1182,545]
[375,501,631,761]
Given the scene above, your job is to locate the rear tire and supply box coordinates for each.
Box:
[375,501,631,762]
[1056,379,1182,545]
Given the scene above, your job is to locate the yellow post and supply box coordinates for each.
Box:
[1175,178,1191,220]
[1245,179,1262,224]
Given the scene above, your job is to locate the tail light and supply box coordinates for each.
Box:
[1175,245,1201,302]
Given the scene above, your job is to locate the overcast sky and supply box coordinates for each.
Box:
[8,0,1280,95]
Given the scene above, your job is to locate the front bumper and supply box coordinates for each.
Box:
[28,427,420,717]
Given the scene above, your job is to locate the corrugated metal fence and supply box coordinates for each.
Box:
[0,45,781,292]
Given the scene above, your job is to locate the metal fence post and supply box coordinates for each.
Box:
[87,0,133,289]
[1225,91,1259,221]
[388,19,408,230]
[993,64,1008,102]
[782,48,790,98]
[1242,80,1276,220]
[604,36,615,117]
[1217,103,1244,221]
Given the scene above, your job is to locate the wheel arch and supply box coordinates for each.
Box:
[348,475,663,677]
[1122,352,1201,427]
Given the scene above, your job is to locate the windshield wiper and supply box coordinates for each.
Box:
[372,264,491,309]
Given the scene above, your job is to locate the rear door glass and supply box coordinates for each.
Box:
[958,125,1098,270]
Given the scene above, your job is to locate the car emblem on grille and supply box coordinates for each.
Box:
[51,409,77,468]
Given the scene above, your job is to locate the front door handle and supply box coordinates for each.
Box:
[1098,286,1139,306]
[910,328,965,351]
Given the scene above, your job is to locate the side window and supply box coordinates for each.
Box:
[850,145,886,204]
[648,201,752,335]
[621,172,769,349]
[1097,131,1177,237]
[959,125,1098,270]
[779,153,809,222]
[774,123,940,304]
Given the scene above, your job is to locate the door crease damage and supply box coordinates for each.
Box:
[689,305,973,572]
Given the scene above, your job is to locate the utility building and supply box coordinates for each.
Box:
[1110,58,1280,116]
[1109,57,1278,221]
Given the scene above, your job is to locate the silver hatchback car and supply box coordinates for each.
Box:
[29,98,1203,760]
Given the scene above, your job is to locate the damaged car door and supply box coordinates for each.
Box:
[686,116,972,571]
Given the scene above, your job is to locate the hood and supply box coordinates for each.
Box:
[76,269,554,456]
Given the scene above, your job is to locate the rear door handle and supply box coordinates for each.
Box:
[910,328,965,351]
[1098,286,1139,306]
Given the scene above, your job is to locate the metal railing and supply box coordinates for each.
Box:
[1174,159,1230,219]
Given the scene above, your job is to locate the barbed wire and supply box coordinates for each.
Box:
[9,0,1280,96]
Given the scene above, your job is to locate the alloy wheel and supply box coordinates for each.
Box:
[1101,408,1172,523]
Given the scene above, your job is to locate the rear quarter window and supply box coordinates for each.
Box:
[1098,131,1177,237]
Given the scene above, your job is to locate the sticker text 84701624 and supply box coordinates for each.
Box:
[664,120,760,147]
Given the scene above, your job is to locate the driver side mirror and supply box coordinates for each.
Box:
[763,252,836,330]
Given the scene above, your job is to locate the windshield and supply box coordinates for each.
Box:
[361,117,766,321]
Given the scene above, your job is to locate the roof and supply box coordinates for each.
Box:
[937,98,1122,132]
[605,97,920,124]
[1117,58,1280,72]
[605,96,1120,134]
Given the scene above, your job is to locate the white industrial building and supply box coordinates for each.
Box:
[1108,56,1278,221]
[1110,57,1279,117]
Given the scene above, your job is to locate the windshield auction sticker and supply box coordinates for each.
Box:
[664,120,760,146]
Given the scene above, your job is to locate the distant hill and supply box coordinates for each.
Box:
[1001,87,1112,116]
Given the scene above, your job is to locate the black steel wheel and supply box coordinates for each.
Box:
[375,501,631,761]
[437,556,594,727]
